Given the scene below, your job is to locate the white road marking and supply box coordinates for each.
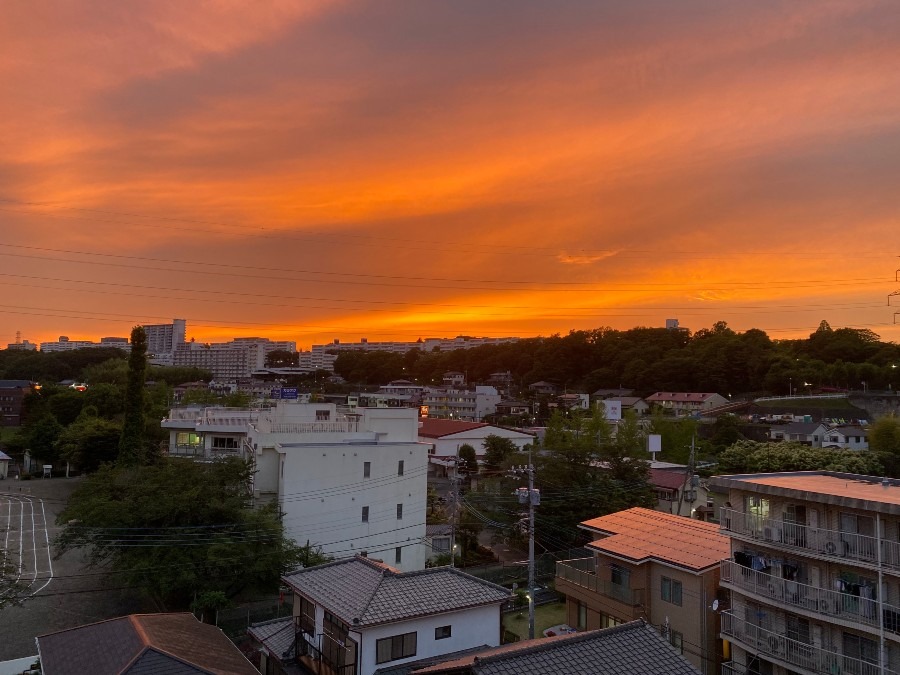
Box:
[0,492,54,597]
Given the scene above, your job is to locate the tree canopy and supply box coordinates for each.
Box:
[55,458,305,608]
[718,440,884,475]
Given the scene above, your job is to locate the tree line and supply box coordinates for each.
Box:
[332,321,900,396]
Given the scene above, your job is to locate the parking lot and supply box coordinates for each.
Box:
[0,477,156,660]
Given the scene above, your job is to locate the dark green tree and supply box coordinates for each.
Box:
[119,326,148,466]
[458,444,478,474]
[55,416,122,472]
[28,413,63,464]
[718,440,884,475]
[83,382,125,418]
[55,458,305,607]
[482,435,518,471]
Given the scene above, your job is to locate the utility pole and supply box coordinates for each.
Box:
[676,435,696,517]
[510,451,540,640]
[449,444,460,568]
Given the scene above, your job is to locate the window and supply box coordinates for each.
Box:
[362,506,369,523]
[395,547,402,564]
[432,537,450,552]
[376,632,417,664]
[611,565,629,587]
[747,495,770,518]
[843,632,878,667]
[670,630,683,654]
[577,602,587,630]
[397,503,403,520]
[435,625,451,640]
[316,409,330,421]
[298,596,316,635]
[364,462,371,478]
[398,460,404,476]
[211,437,239,450]
[661,576,682,606]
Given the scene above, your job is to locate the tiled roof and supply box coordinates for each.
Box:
[282,556,510,627]
[418,419,489,438]
[0,379,31,388]
[247,618,295,660]
[645,392,719,402]
[36,613,258,675]
[579,508,729,572]
[0,450,12,461]
[413,620,700,675]
[373,646,492,675]
[649,469,688,490]
[775,422,821,435]
[426,523,452,537]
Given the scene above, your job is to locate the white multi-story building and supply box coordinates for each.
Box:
[714,471,900,675]
[311,336,519,356]
[421,385,499,421]
[144,319,186,357]
[247,403,429,571]
[39,335,130,352]
[173,337,297,382]
[161,402,430,571]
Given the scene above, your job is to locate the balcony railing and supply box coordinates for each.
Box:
[252,419,360,434]
[722,611,896,675]
[162,444,245,459]
[556,559,645,606]
[721,561,900,634]
[720,508,900,571]
[720,662,740,675]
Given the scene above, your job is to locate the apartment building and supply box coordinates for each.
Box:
[172,337,297,381]
[246,403,430,571]
[422,385,500,421]
[0,379,33,426]
[39,335,130,352]
[162,402,430,571]
[555,507,729,674]
[713,471,900,675]
[311,336,519,355]
[143,318,186,358]
[645,392,730,416]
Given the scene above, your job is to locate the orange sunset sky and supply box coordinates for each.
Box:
[1,0,899,349]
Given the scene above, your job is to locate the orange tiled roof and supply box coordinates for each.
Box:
[737,473,900,506]
[580,507,729,572]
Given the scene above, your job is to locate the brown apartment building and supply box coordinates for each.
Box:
[555,507,730,675]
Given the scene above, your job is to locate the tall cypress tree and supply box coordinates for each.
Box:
[118,326,148,466]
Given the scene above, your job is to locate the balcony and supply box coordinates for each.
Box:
[162,443,246,460]
[721,561,900,636]
[556,558,645,606]
[722,611,897,675]
[720,508,900,571]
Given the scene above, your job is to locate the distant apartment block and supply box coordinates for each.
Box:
[714,471,900,675]
[143,318,186,358]
[311,335,520,356]
[39,335,130,353]
[421,385,500,421]
[172,337,297,381]
[5,338,36,351]
[646,392,730,416]
[0,379,34,426]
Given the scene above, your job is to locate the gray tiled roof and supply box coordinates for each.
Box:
[247,618,296,660]
[283,556,510,627]
[414,621,701,675]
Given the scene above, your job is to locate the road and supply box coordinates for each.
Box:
[0,478,156,660]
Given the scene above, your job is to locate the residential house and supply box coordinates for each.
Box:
[249,555,510,675]
[442,372,466,387]
[615,396,651,416]
[161,405,259,458]
[769,422,826,446]
[645,392,730,417]
[650,469,709,518]
[0,450,10,479]
[0,379,33,426]
[417,419,535,477]
[412,620,701,675]
[555,508,729,674]
[558,393,590,411]
[527,381,558,396]
[425,523,453,560]
[493,400,531,417]
[713,471,900,675]
[822,425,869,450]
[35,612,257,675]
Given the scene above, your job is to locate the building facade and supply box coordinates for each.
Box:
[713,471,900,675]
[555,508,729,674]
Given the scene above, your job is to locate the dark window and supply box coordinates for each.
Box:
[375,632,417,664]
[364,462,371,478]
[398,460,404,476]
[298,596,315,635]
[316,409,330,421]
[435,625,451,640]
[611,565,629,587]
[362,506,369,523]
[661,576,682,606]
[395,547,402,564]
[670,630,683,654]
[397,503,403,520]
